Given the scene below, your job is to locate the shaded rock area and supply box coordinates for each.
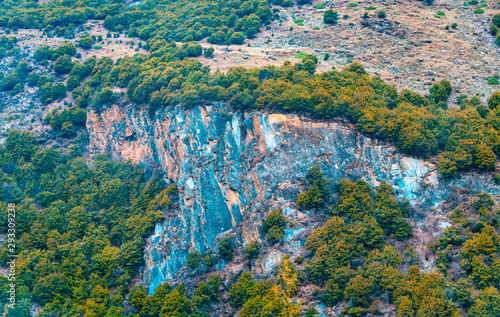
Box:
[87,102,500,296]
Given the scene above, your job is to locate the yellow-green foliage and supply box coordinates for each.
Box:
[229,256,301,316]
[0,130,174,316]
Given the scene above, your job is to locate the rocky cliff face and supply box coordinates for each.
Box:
[87,103,499,295]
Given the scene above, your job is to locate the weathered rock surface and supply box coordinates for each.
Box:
[87,103,499,294]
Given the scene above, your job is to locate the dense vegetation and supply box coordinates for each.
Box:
[0,0,272,44]
[0,130,175,316]
[3,0,500,176]
[489,14,500,45]
[298,166,500,316]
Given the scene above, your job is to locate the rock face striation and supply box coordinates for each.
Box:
[87,103,499,294]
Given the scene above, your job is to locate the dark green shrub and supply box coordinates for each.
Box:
[324,10,338,24]
[54,55,73,74]
[244,241,260,260]
[377,10,386,18]
[79,36,94,49]
[493,14,500,28]
[219,236,233,261]
[187,250,202,269]
[204,47,214,59]
[488,77,499,85]
[263,209,286,244]
[59,121,75,137]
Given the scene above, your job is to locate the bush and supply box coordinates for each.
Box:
[59,121,76,138]
[436,11,445,16]
[348,3,358,7]
[55,42,76,57]
[493,14,500,28]
[313,4,325,9]
[187,250,202,270]
[34,45,51,62]
[488,77,499,85]
[377,11,386,18]
[204,47,214,58]
[244,241,260,260]
[54,55,73,75]
[79,36,94,49]
[219,236,233,261]
[488,92,500,109]
[93,45,102,49]
[324,53,330,61]
[230,32,246,45]
[474,8,484,14]
[493,174,500,185]
[263,209,286,244]
[324,10,338,24]
[490,24,498,35]
[365,6,377,10]
[294,52,308,59]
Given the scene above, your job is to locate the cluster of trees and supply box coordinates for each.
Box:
[430,193,500,293]
[0,35,17,58]
[33,42,77,63]
[298,167,459,316]
[32,43,98,104]
[296,165,331,210]
[0,59,29,95]
[0,0,126,31]
[489,14,500,44]
[0,0,272,45]
[0,130,176,316]
[72,42,500,175]
[43,106,87,137]
[105,0,272,44]
[228,257,301,316]
[129,275,222,316]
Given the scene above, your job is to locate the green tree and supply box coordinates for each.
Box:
[474,143,496,171]
[54,54,73,74]
[59,121,76,137]
[79,36,94,49]
[488,92,500,109]
[244,241,261,261]
[344,275,373,308]
[187,250,202,270]
[324,10,338,24]
[219,236,233,261]
[204,47,214,58]
[263,209,286,244]
[230,32,246,44]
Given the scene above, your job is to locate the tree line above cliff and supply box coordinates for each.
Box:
[49,36,500,177]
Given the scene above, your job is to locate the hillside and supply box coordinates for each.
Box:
[0,0,500,316]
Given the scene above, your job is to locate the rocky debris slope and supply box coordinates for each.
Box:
[87,103,499,294]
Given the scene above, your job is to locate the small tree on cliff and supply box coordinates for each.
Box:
[263,209,286,244]
[219,236,233,261]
